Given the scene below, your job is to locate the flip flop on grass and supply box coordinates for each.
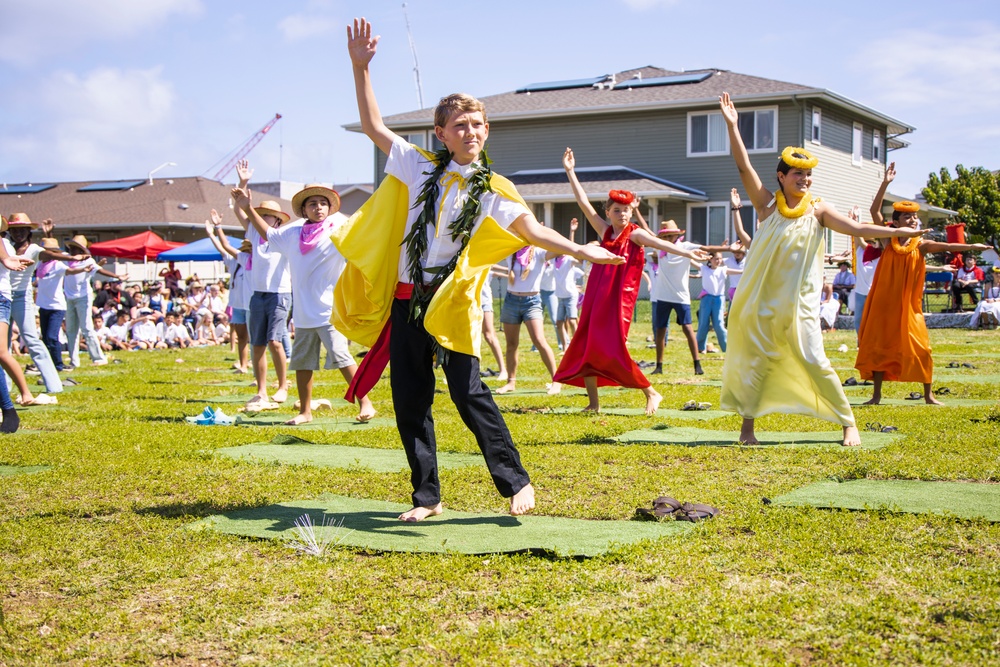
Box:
[681,400,713,411]
[905,392,923,400]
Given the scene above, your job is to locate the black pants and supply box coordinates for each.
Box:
[952,283,979,309]
[389,298,530,508]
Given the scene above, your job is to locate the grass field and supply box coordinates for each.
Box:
[2,310,999,666]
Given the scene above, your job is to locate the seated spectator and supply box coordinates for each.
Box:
[107,312,132,350]
[952,255,984,311]
[193,311,218,346]
[146,282,167,322]
[203,283,226,319]
[159,261,183,298]
[94,315,113,352]
[93,279,135,318]
[214,312,232,344]
[819,280,840,331]
[130,309,165,349]
[831,260,856,314]
[161,312,193,349]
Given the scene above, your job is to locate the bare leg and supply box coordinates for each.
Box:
[234,323,249,372]
[0,322,32,403]
[583,376,600,412]
[924,382,943,406]
[497,322,519,393]
[739,417,758,445]
[653,327,667,373]
[681,324,703,374]
[842,425,861,447]
[861,372,883,405]
[510,483,535,516]
[339,364,376,421]
[268,340,288,402]
[250,344,269,401]
[642,385,662,416]
[524,318,561,394]
[285,370,314,425]
[399,503,443,522]
[481,311,507,380]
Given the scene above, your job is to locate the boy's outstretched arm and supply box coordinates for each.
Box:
[509,213,624,266]
[348,17,399,156]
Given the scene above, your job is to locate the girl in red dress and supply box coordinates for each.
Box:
[555,148,709,414]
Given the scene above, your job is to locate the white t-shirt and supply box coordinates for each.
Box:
[554,260,584,299]
[63,258,99,300]
[385,138,529,284]
[131,320,159,343]
[35,261,68,310]
[651,241,700,304]
[506,249,546,293]
[95,325,111,344]
[223,254,250,311]
[854,244,879,297]
[108,322,130,342]
[266,216,348,329]
[11,243,42,293]
[540,260,556,292]
[163,323,190,344]
[699,265,728,297]
[723,255,744,290]
[246,224,291,293]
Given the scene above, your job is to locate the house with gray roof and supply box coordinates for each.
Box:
[347,66,918,256]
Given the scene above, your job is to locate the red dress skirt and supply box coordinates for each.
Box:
[553,223,650,388]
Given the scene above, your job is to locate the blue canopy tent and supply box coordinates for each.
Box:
[156,235,243,261]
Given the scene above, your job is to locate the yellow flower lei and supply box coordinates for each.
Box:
[775,190,816,219]
[891,237,921,255]
[781,146,819,169]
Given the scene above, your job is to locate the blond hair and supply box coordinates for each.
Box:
[434,93,487,129]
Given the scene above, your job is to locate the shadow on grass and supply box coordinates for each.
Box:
[136,499,272,520]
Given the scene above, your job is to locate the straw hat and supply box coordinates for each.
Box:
[291,184,341,218]
[657,219,685,236]
[7,212,36,230]
[238,239,253,254]
[41,237,61,250]
[65,234,91,254]
[253,200,290,224]
[0,215,6,233]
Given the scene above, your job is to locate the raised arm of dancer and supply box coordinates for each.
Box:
[817,202,929,240]
[509,213,624,266]
[348,17,398,156]
[720,93,771,216]
[870,162,895,226]
[562,148,610,238]
[702,238,734,254]
[631,228,711,262]
[730,188,753,248]
[230,187,271,241]
[95,266,127,281]
[631,196,652,234]
[205,214,236,259]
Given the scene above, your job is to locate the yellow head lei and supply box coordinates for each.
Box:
[780,146,819,170]
[892,200,921,213]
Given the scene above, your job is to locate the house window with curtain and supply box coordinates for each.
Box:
[872,130,882,162]
[737,107,777,153]
[688,203,729,246]
[688,112,728,156]
[811,108,822,143]
[852,123,863,165]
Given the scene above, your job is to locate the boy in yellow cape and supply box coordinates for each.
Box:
[340,18,623,521]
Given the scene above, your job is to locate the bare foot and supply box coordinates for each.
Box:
[861,396,881,406]
[17,393,35,405]
[510,484,535,516]
[399,503,443,522]
[496,381,516,394]
[739,418,759,445]
[357,397,377,422]
[546,381,562,395]
[496,371,508,383]
[284,413,313,426]
[581,403,600,413]
[925,396,944,406]
[271,388,288,403]
[842,425,861,447]
[644,388,662,416]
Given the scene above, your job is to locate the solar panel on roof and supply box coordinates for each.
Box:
[619,72,712,89]
[517,76,608,93]
[77,180,146,192]
[0,183,56,195]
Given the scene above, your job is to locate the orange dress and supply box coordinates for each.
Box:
[855,238,932,383]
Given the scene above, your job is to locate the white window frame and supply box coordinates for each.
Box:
[852,122,863,166]
[687,111,729,157]
[403,131,428,149]
[811,108,822,144]
[686,201,730,246]
[737,106,779,154]
[731,204,758,241]
[872,129,882,163]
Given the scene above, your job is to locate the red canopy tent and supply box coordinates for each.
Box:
[87,231,183,260]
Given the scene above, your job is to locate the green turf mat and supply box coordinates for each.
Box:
[204,380,259,387]
[215,435,479,472]
[660,379,724,387]
[493,388,588,396]
[771,479,1000,522]
[848,397,998,407]
[0,464,51,476]
[544,407,732,421]
[191,493,692,556]
[936,373,1000,384]
[233,414,396,431]
[614,426,900,449]
[193,394,261,405]
[39,383,99,392]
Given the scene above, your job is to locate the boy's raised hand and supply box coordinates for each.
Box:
[569,218,579,233]
[348,17,380,67]
[729,188,741,209]
[236,160,253,187]
[719,92,738,126]
[884,161,896,184]
[210,208,223,227]
[562,147,576,172]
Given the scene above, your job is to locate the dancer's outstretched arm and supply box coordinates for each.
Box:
[631,228,710,262]
[920,241,992,255]
[509,213,624,266]
[720,93,770,217]
[348,17,399,156]
[817,202,929,240]
[562,148,610,239]
[870,162,896,226]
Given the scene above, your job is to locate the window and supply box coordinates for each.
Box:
[852,123,863,165]
[737,107,777,153]
[688,111,728,156]
[872,130,882,162]
[811,108,822,143]
[732,204,757,241]
[404,132,427,149]
[688,203,728,245]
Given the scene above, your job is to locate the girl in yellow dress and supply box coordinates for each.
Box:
[718,93,927,446]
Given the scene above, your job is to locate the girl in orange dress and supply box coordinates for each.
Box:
[855,163,991,405]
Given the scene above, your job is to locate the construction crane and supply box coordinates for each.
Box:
[205,113,282,182]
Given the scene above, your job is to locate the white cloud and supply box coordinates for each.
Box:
[0,0,202,66]
[3,66,180,179]
[278,13,339,42]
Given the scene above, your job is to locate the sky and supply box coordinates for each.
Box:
[2,0,999,199]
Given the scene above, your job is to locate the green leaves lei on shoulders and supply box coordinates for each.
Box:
[403,145,494,324]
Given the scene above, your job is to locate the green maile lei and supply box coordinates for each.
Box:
[403,145,494,327]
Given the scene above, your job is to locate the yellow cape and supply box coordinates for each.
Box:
[331,147,529,358]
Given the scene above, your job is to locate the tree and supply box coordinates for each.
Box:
[922,165,1000,244]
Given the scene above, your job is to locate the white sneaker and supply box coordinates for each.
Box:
[93,359,109,366]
